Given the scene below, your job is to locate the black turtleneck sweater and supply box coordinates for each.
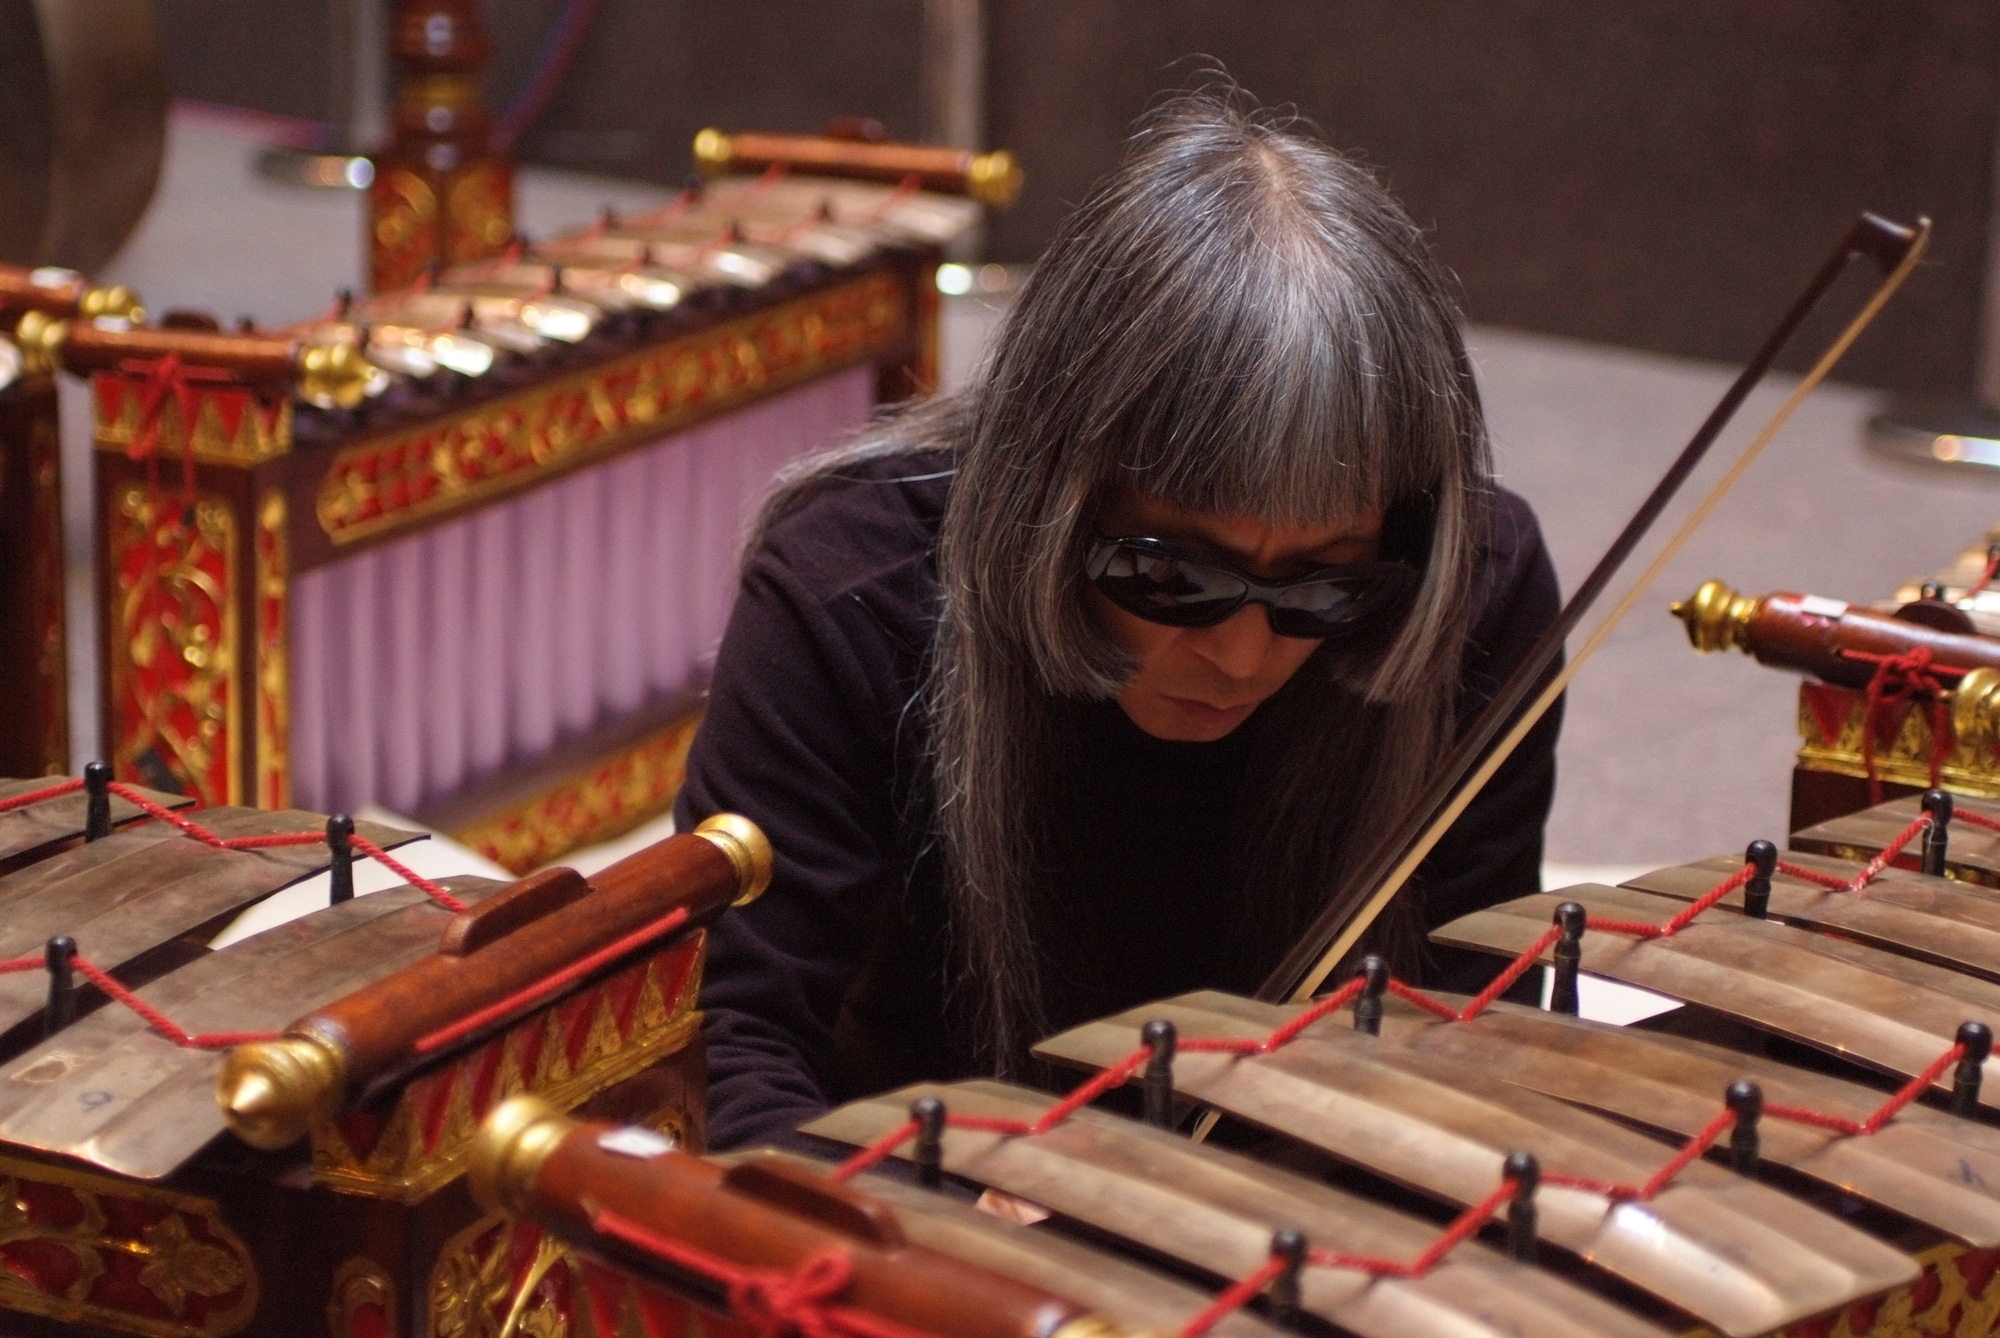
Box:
[674,451,1562,1151]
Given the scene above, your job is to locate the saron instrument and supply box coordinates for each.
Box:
[0,767,767,1337]
[41,132,1009,874]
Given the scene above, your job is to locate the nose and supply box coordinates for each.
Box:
[1189,604,1279,681]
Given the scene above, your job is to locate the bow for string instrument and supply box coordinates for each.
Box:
[1258,211,1932,1010]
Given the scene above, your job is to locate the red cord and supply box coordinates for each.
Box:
[1178,1256,1287,1338]
[1840,649,1965,804]
[347,833,468,913]
[0,778,83,814]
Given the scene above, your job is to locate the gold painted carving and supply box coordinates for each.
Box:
[309,939,705,1202]
[254,489,291,809]
[431,1218,573,1338]
[1797,684,2000,798]
[316,270,908,547]
[29,409,68,773]
[0,1154,257,1338]
[93,374,291,464]
[107,488,241,806]
[452,711,702,875]
[327,1257,398,1338]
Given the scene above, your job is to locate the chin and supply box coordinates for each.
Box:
[1126,694,1259,742]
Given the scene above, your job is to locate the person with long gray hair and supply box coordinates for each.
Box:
[675,91,1561,1152]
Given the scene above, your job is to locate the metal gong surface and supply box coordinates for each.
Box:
[0,0,168,272]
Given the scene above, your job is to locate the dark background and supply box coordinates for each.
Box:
[158,0,2000,396]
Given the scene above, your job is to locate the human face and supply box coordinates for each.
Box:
[1089,489,1385,742]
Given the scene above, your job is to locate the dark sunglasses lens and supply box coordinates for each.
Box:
[1094,545,1245,626]
[1266,571,1408,638]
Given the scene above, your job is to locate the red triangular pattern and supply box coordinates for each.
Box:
[1801,684,1855,748]
[212,389,246,445]
[338,1106,385,1163]
[632,1280,701,1338]
[605,960,648,1038]
[1871,699,1915,749]
[512,1009,547,1084]
[559,988,598,1069]
[416,1067,457,1155]
[467,1035,507,1121]
[579,1260,628,1338]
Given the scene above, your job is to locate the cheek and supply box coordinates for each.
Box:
[1089,589,1179,673]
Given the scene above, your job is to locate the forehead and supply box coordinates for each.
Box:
[1098,488,1383,558]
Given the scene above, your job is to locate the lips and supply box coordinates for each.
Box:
[1164,696,1257,729]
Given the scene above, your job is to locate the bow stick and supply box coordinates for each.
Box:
[1259,212,1931,1007]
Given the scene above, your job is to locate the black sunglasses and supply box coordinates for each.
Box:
[1087,536,1417,639]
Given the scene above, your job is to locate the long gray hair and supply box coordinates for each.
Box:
[761,92,1493,1073]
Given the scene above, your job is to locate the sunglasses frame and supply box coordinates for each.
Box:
[1086,535,1418,639]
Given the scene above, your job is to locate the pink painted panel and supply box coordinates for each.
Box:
[289,365,878,815]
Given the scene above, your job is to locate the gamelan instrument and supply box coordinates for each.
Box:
[453,796,2000,1338]
[1674,575,2000,827]
[0,766,768,1337]
[0,264,146,780]
[53,133,1008,873]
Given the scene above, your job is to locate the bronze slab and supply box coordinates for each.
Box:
[1035,1001,1913,1337]
[0,808,418,1038]
[0,874,504,1179]
[0,777,192,864]
[1792,794,2000,888]
[728,1150,1283,1338]
[1435,885,2000,1106]
[1624,852,2000,980]
[804,1082,1670,1338]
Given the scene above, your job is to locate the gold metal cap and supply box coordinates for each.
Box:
[1670,579,1757,654]
[692,127,732,178]
[470,1095,572,1218]
[78,283,143,324]
[967,150,1024,208]
[694,813,774,905]
[1956,666,2000,752]
[296,339,381,410]
[13,310,68,377]
[216,1032,347,1149]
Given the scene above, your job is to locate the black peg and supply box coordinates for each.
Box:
[1923,790,1954,878]
[335,286,355,318]
[1953,1021,1993,1118]
[1267,1228,1306,1326]
[549,264,565,295]
[426,258,445,286]
[1743,839,1777,919]
[1141,1019,1177,1128]
[458,301,476,330]
[327,814,355,905]
[1922,580,1947,602]
[83,762,112,842]
[1726,1080,1763,1175]
[44,936,76,1037]
[1353,955,1389,1036]
[911,1095,946,1189]
[1503,1150,1539,1265]
[1550,902,1586,1016]
[599,204,621,230]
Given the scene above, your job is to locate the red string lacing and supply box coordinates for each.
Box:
[828,812,1964,1336]
[1966,547,2000,600]
[0,775,482,1048]
[1840,648,1967,804]
[119,353,238,513]
[592,1208,945,1338]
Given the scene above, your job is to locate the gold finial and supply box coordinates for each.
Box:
[692,127,732,178]
[1047,1318,1157,1338]
[967,150,1024,208]
[296,339,380,409]
[78,283,143,324]
[216,1032,347,1149]
[470,1096,572,1218]
[13,310,68,376]
[1669,579,1756,654]
[694,813,774,905]
[1956,666,2000,752]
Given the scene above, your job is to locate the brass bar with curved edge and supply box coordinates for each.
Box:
[1262,213,1931,1005]
[0,807,420,1040]
[1432,883,2000,1102]
[0,775,190,864]
[217,814,770,1151]
[693,128,1023,207]
[729,1149,1285,1338]
[0,874,507,1179]
[1031,1005,1913,1336]
[471,1098,1107,1338]
[1075,989,2000,1250]
[1793,793,2000,887]
[803,1080,1674,1338]
[1624,851,2000,979]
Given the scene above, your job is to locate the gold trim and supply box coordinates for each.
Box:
[0,1152,257,1338]
[107,489,241,806]
[93,375,291,465]
[1796,683,2000,798]
[1670,578,1757,654]
[253,489,289,808]
[308,940,705,1202]
[316,271,907,547]
[327,1257,397,1338]
[451,711,702,875]
[28,405,67,774]
[1682,1240,2000,1337]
